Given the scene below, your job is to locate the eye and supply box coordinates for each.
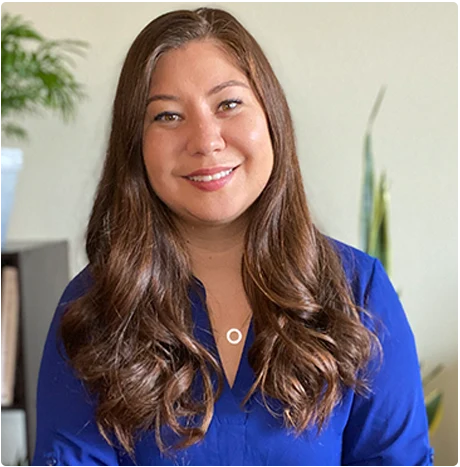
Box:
[153,112,182,123]
[219,99,243,112]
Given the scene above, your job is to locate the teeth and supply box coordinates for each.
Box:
[188,168,233,182]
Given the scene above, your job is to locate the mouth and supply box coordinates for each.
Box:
[184,166,238,182]
[182,165,240,192]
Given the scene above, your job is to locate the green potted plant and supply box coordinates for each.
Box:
[359,86,391,274]
[359,86,444,438]
[1,11,88,247]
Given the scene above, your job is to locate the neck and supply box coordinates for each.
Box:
[177,216,247,277]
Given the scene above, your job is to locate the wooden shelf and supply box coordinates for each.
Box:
[1,404,26,411]
[1,240,69,462]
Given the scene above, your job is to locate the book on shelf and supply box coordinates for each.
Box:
[1,266,20,406]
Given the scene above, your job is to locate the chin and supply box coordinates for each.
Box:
[187,209,245,226]
[195,215,240,226]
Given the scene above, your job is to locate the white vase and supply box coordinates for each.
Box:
[1,148,23,248]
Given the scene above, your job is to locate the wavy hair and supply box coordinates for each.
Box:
[59,7,381,459]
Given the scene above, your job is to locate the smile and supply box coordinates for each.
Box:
[186,168,234,182]
[183,166,238,192]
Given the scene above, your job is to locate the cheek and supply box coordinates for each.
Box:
[143,144,160,178]
[248,126,273,157]
[231,113,273,160]
[143,133,177,179]
[247,123,274,177]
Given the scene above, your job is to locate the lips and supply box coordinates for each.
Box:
[184,165,239,177]
[184,166,239,192]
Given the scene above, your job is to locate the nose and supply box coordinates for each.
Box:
[185,112,225,157]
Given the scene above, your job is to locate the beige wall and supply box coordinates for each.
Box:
[2,3,457,465]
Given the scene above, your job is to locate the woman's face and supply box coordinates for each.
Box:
[143,40,274,228]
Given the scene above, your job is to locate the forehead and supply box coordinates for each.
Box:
[149,40,248,92]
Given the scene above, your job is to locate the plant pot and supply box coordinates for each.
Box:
[1,148,23,249]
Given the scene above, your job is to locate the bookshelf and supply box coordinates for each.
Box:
[1,240,69,462]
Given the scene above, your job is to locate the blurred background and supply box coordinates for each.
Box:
[1,2,457,465]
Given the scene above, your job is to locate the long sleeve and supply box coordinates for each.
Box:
[342,259,434,466]
[32,270,122,466]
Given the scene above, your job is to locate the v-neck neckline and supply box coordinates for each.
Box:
[189,276,256,411]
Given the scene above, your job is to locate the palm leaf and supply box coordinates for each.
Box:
[1,11,89,140]
[1,12,43,42]
[1,122,28,140]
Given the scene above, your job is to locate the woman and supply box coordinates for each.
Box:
[33,7,433,466]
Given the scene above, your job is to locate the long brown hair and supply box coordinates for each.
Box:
[60,7,380,459]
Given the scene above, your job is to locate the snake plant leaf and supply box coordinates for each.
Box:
[358,88,443,439]
[379,174,391,277]
[367,86,387,130]
[422,364,444,387]
[359,86,386,253]
[425,389,444,436]
[360,132,374,252]
[368,172,391,275]
[368,176,381,255]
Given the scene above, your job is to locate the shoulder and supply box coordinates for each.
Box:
[325,235,378,305]
[325,236,417,358]
[34,263,122,466]
[46,265,94,340]
[331,241,432,464]
[58,265,94,308]
[324,235,408,337]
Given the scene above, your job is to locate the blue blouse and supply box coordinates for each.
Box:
[32,238,433,466]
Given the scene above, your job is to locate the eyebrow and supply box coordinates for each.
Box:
[146,80,250,106]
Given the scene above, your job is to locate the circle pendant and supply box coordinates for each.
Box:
[226,328,243,345]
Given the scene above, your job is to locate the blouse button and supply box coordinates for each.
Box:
[45,456,57,466]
